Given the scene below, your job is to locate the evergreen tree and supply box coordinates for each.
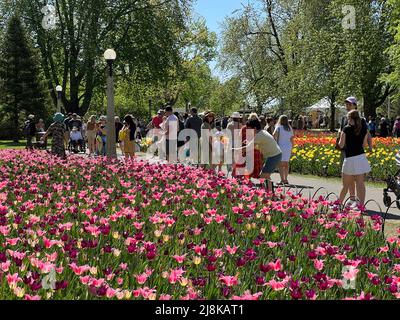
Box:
[0,15,47,142]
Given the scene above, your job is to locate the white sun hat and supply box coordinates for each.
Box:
[231,112,242,119]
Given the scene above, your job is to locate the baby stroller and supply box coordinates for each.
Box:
[383,152,400,209]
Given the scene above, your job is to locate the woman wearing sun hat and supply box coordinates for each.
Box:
[41,113,67,159]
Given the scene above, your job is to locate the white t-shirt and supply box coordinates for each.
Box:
[70,131,83,141]
[274,125,293,148]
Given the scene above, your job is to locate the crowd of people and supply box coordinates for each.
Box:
[26,112,146,160]
[367,116,400,138]
[23,95,395,207]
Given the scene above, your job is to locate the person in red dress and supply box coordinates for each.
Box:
[233,113,263,179]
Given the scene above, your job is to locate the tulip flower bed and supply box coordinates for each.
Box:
[291,134,400,181]
[1,150,400,300]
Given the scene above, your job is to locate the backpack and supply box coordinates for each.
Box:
[119,128,127,142]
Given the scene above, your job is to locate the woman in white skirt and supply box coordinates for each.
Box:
[338,110,372,206]
[274,115,294,185]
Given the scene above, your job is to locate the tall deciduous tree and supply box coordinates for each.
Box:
[382,0,400,104]
[1,0,192,116]
[219,0,393,123]
[0,15,47,142]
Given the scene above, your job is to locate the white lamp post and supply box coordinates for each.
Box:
[104,49,117,158]
[56,85,62,113]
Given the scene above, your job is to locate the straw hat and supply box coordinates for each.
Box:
[204,111,215,118]
[248,113,259,121]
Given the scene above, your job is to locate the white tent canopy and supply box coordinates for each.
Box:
[307,97,346,112]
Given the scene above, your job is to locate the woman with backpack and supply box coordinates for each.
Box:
[273,115,294,185]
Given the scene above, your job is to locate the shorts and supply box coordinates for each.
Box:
[342,154,371,176]
[262,153,282,174]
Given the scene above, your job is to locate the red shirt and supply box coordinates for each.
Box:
[152,116,163,129]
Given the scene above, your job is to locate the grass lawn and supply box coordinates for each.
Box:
[0,139,53,150]
[0,140,27,150]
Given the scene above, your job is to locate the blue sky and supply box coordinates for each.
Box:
[194,0,246,34]
[193,0,246,78]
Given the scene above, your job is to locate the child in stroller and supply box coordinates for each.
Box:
[69,126,85,153]
[383,152,400,209]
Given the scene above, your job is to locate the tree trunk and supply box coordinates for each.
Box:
[363,95,377,120]
[329,93,337,132]
[13,111,19,143]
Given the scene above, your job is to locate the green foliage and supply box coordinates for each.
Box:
[0,0,193,116]
[219,0,393,119]
[0,15,49,141]
[209,77,245,116]
[383,0,400,102]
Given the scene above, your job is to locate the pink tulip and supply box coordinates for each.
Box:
[6,238,20,246]
[314,259,325,271]
[1,261,11,272]
[80,276,90,285]
[7,273,21,288]
[268,259,282,272]
[106,288,116,298]
[24,295,41,300]
[215,215,226,224]
[168,268,185,284]
[135,273,149,285]
[265,279,288,291]
[0,226,10,236]
[172,255,187,264]
[69,263,90,276]
[226,245,239,255]
[266,242,278,248]
[219,275,239,287]
[343,267,359,281]
[231,291,263,300]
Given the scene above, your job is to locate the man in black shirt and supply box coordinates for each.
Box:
[184,108,203,163]
[185,107,202,140]
[24,114,37,150]
[68,113,83,131]
[379,118,390,138]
